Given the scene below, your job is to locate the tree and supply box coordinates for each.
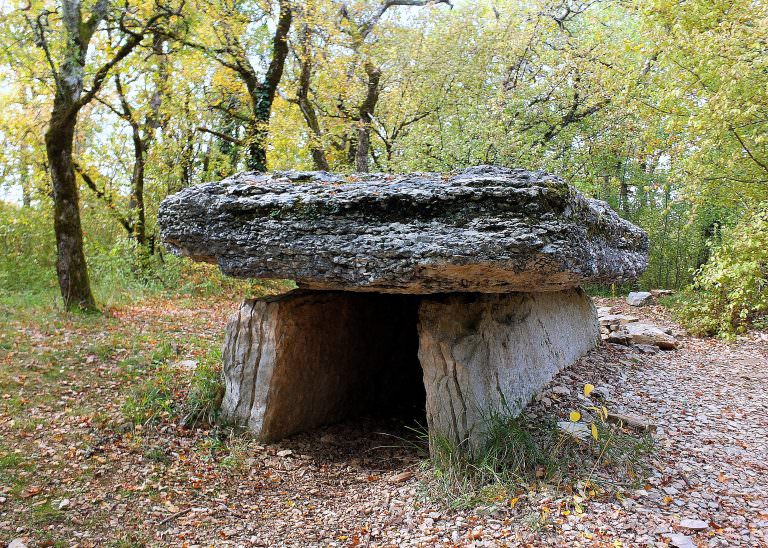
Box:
[284,0,452,172]
[19,0,180,309]
[182,0,292,172]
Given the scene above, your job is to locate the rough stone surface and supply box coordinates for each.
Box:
[621,322,679,350]
[159,166,648,294]
[221,291,423,440]
[627,291,653,306]
[417,288,599,454]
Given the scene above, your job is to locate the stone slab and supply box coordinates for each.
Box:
[159,166,648,294]
[417,288,599,454]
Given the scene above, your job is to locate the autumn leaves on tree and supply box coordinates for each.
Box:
[1,0,766,320]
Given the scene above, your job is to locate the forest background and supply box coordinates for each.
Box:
[0,0,766,337]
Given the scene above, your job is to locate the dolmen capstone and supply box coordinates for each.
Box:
[159,166,648,455]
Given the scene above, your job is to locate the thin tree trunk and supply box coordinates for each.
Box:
[355,63,381,173]
[297,54,330,170]
[20,157,32,207]
[129,124,147,246]
[45,101,96,310]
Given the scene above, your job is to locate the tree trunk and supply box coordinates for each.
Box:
[20,157,32,207]
[297,64,330,171]
[355,63,381,173]
[128,124,146,246]
[244,0,292,172]
[45,101,97,311]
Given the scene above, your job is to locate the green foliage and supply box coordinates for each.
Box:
[0,202,57,295]
[122,368,177,426]
[0,201,288,309]
[677,206,768,337]
[181,349,225,427]
[122,341,225,428]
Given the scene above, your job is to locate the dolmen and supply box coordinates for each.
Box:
[159,166,648,455]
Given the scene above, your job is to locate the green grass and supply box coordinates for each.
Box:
[422,411,655,510]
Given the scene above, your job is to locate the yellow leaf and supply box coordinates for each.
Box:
[591,423,599,440]
[569,410,581,422]
[584,383,594,397]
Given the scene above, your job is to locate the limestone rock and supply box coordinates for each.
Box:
[607,411,655,431]
[662,533,696,548]
[220,291,423,440]
[557,421,591,441]
[679,518,709,531]
[417,289,599,454]
[627,291,653,306]
[622,323,679,350]
[159,166,648,294]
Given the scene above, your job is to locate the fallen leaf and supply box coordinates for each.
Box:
[390,471,414,483]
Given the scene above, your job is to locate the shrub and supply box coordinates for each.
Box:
[678,205,768,337]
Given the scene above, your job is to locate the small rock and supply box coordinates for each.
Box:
[592,386,611,400]
[627,291,653,306]
[622,323,679,350]
[608,411,655,431]
[679,518,709,531]
[176,359,198,370]
[596,306,613,317]
[662,533,696,548]
[276,449,293,457]
[650,289,674,297]
[57,498,70,510]
[634,344,660,354]
[390,471,414,483]
[607,331,632,345]
[8,540,28,548]
[550,385,571,396]
[557,421,591,441]
[599,314,640,326]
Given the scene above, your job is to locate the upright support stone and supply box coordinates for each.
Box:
[221,291,422,440]
[417,289,599,455]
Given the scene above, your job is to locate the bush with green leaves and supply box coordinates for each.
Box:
[678,206,768,337]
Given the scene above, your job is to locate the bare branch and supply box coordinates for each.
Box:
[196,126,244,145]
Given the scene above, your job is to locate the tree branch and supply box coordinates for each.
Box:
[74,163,133,234]
[196,126,244,145]
[731,128,768,174]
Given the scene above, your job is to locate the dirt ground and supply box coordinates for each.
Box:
[1,296,766,547]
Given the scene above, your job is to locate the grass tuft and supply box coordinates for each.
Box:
[422,411,654,510]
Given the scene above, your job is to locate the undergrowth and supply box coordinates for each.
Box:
[0,201,292,310]
[675,205,768,338]
[122,344,225,429]
[421,392,654,510]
